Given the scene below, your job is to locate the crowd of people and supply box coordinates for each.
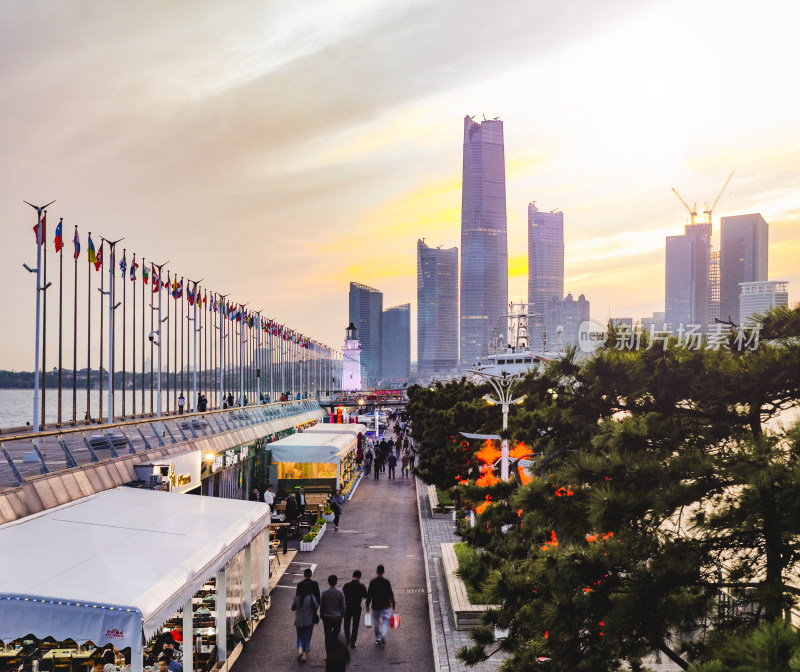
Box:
[292,564,397,669]
[360,417,416,481]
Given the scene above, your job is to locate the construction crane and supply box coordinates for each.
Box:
[703,171,734,224]
[671,187,698,225]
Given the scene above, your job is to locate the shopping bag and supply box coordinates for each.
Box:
[364,612,373,627]
[390,613,401,629]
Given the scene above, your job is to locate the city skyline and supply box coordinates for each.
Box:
[1,1,799,370]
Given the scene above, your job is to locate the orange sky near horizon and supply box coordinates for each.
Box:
[0,0,798,369]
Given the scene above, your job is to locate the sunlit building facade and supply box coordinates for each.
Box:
[348,282,383,387]
[528,202,564,351]
[665,223,710,330]
[417,240,459,375]
[719,214,769,325]
[382,303,411,383]
[460,115,508,368]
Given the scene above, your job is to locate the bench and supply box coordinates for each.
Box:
[440,542,497,630]
[428,484,453,517]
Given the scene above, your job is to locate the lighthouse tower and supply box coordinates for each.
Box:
[342,322,362,392]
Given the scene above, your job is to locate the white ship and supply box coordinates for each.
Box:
[469,303,563,380]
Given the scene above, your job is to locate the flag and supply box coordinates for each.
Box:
[94,243,103,271]
[130,260,139,281]
[73,228,80,259]
[33,212,46,244]
[54,219,63,253]
[120,256,127,278]
[152,266,159,292]
[143,266,149,284]
[88,235,97,265]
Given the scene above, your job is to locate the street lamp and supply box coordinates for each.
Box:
[467,369,526,481]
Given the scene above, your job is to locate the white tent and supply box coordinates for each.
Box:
[304,423,367,438]
[0,487,270,663]
[267,432,355,464]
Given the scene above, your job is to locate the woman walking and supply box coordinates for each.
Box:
[292,579,319,663]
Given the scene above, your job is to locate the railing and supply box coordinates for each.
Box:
[0,399,322,491]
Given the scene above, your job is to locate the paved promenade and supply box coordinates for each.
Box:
[234,470,435,671]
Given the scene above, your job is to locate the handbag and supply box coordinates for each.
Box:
[364,612,372,627]
[390,613,401,629]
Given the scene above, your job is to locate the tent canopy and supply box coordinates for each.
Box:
[304,423,366,437]
[0,488,270,653]
[268,432,355,464]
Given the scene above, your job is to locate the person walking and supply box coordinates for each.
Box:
[342,570,368,648]
[331,488,345,530]
[283,492,299,554]
[324,637,350,672]
[320,575,346,646]
[387,452,397,479]
[297,487,307,516]
[296,567,321,605]
[292,573,320,664]
[365,564,395,648]
[401,451,410,478]
[373,452,382,480]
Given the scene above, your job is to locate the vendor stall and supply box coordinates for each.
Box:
[268,432,358,495]
[0,488,271,672]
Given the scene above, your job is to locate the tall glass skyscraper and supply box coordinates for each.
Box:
[417,239,459,375]
[528,202,564,351]
[719,213,768,325]
[348,282,383,386]
[382,303,411,383]
[460,115,508,368]
[665,223,711,330]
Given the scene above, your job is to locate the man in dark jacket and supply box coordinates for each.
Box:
[365,565,396,648]
[283,493,299,554]
[320,575,346,647]
[342,570,368,648]
[296,568,321,605]
[387,453,397,479]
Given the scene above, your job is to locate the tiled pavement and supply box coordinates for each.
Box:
[415,477,502,672]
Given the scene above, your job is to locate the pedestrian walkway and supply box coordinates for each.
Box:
[233,471,434,671]
[415,478,502,672]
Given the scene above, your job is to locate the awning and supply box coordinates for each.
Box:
[0,488,270,653]
[304,423,366,437]
[268,432,355,464]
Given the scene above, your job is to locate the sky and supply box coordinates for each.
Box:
[1,0,798,370]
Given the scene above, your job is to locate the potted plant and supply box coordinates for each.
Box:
[323,505,334,523]
[300,532,316,552]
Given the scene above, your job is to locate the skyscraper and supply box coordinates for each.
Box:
[546,292,590,349]
[528,202,564,351]
[382,303,411,383]
[719,214,769,325]
[348,282,382,386]
[665,223,710,330]
[460,115,508,368]
[417,239,459,375]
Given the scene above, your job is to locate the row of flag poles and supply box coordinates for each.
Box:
[24,202,345,432]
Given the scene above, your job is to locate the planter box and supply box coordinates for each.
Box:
[441,542,498,630]
[322,513,334,522]
[299,523,327,551]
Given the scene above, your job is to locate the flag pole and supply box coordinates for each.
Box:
[186,278,203,412]
[57,218,64,427]
[41,210,48,428]
[180,276,185,409]
[98,239,104,423]
[121,248,127,419]
[72,225,79,425]
[131,253,136,417]
[151,262,168,428]
[102,238,123,425]
[166,271,171,415]
[86,232,92,423]
[23,199,54,434]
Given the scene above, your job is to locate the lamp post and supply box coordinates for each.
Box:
[23,200,55,433]
[467,369,526,481]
